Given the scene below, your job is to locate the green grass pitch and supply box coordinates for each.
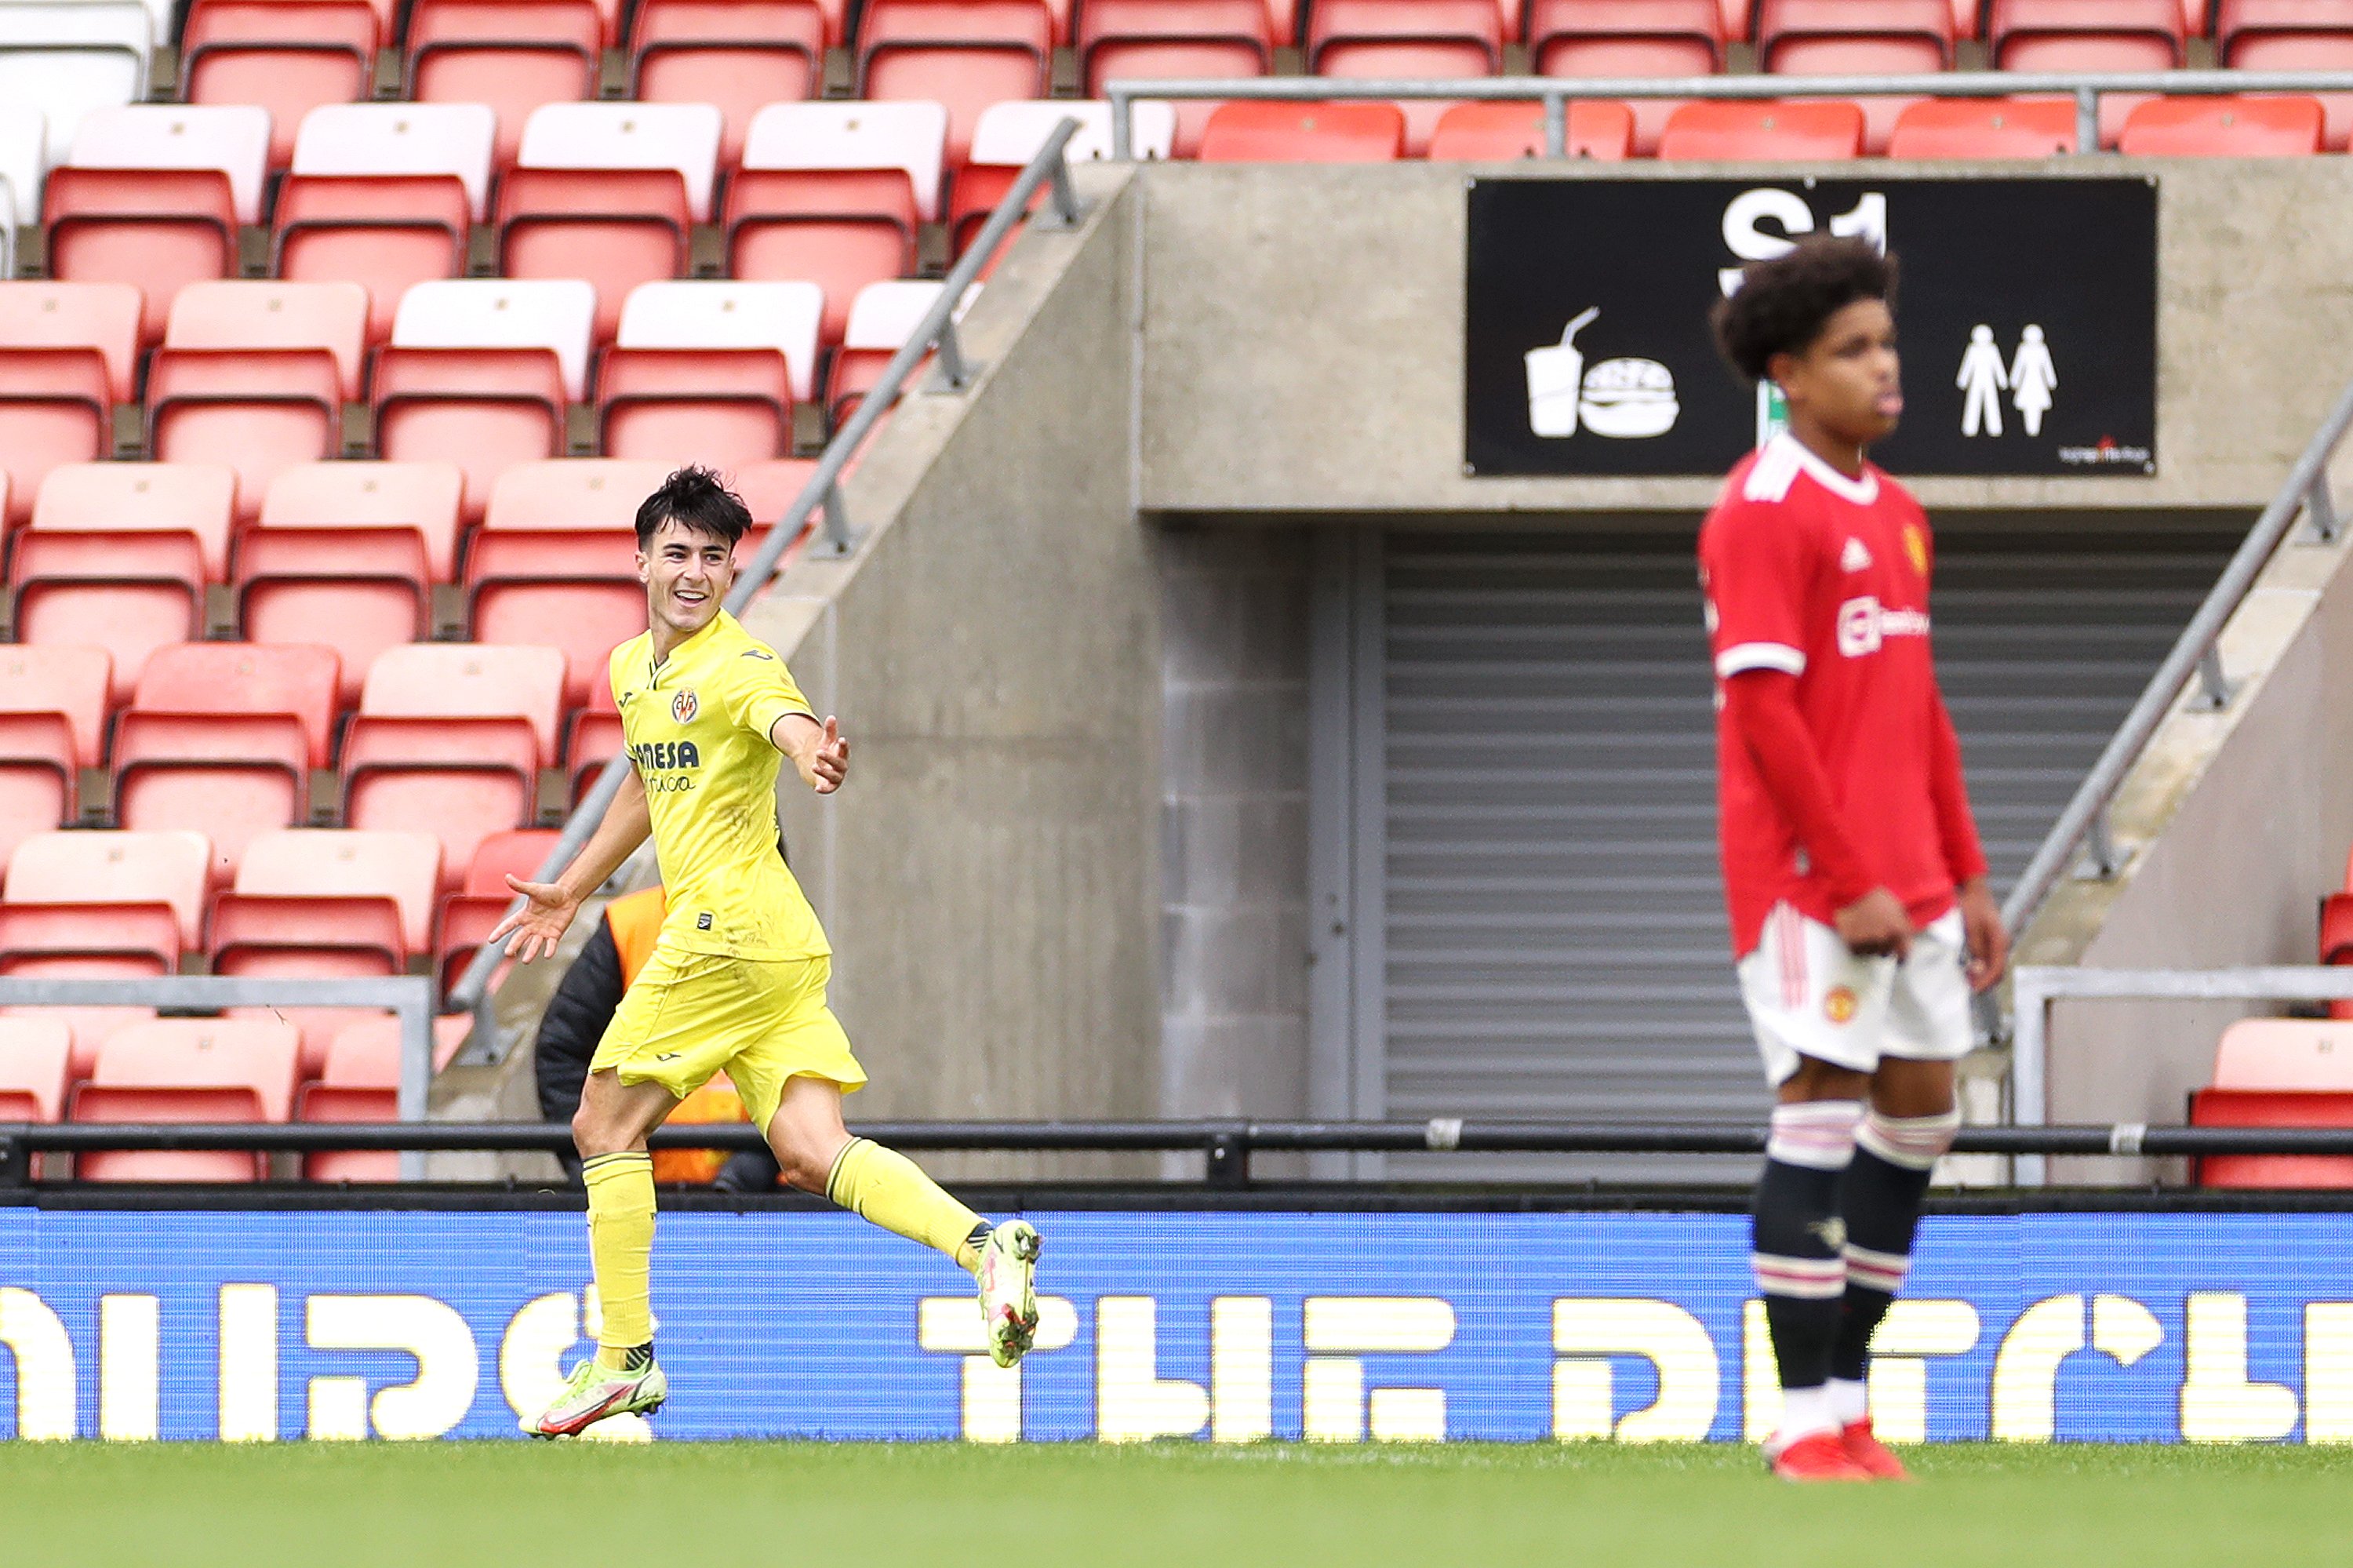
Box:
[5,1442,2349,1567]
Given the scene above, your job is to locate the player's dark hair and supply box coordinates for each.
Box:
[1711,237,1897,384]
[635,464,753,550]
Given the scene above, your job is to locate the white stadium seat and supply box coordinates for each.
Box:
[292,102,499,222]
[0,104,45,213]
[0,2,152,166]
[68,104,274,225]
[968,99,1177,166]
[743,100,949,224]
[517,102,726,224]
[843,278,950,352]
[391,278,598,401]
[617,280,824,403]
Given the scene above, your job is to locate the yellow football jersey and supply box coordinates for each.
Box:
[608,609,830,962]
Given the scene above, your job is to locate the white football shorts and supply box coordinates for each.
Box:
[1737,902,1973,1085]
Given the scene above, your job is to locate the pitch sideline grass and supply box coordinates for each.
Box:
[5,1442,2344,1567]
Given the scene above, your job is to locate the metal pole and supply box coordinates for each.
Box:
[397,985,432,1181]
[1542,90,1566,158]
[2011,972,2049,1188]
[1109,88,1132,162]
[2075,85,2099,155]
[928,318,973,392]
[2309,476,2340,543]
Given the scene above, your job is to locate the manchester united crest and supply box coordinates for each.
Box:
[671,689,699,724]
[1824,985,1859,1025]
[1903,525,1930,580]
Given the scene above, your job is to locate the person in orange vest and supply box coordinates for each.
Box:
[533,882,780,1189]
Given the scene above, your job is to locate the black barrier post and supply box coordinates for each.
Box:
[1205,1122,1251,1188]
[0,1126,25,1187]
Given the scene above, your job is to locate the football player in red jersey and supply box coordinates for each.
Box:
[1699,238,2009,1481]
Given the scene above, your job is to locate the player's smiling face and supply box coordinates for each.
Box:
[1774,297,1902,449]
[638,518,737,646]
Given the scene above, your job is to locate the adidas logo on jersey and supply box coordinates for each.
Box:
[1840,537,1873,573]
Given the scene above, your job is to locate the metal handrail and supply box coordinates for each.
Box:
[446,118,1090,1023]
[1105,69,2353,161]
[1998,377,2353,940]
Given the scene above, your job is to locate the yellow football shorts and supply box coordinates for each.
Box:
[587,948,867,1131]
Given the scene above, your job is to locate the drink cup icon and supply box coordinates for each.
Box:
[1526,307,1599,438]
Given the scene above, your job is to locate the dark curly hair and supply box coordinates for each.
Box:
[635,464,753,549]
[1711,237,1897,384]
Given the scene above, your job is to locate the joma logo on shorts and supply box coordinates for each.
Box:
[630,740,702,770]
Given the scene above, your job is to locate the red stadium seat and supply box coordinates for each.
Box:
[32,460,238,582]
[1528,0,1723,154]
[2211,1019,2353,1090]
[135,642,340,769]
[10,529,205,704]
[2115,95,2325,156]
[0,282,143,526]
[263,460,465,583]
[0,646,111,865]
[0,900,182,977]
[826,278,948,425]
[951,101,1176,256]
[1755,0,1951,151]
[1307,0,1501,151]
[631,0,836,163]
[0,1015,73,1121]
[464,827,561,893]
[598,281,817,465]
[1424,99,1636,159]
[1078,0,1277,154]
[565,677,624,802]
[2218,2,2353,149]
[235,528,432,709]
[299,1013,470,1179]
[4,828,213,947]
[381,279,595,521]
[405,0,607,166]
[72,1017,301,1181]
[236,826,442,955]
[42,175,235,347]
[1886,97,2078,157]
[344,644,564,882]
[484,457,672,531]
[1198,100,1409,162]
[2191,1088,2353,1189]
[1657,99,1867,160]
[466,529,643,706]
[180,0,384,166]
[731,102,941,344]
[0,1004,156,1083]
[149,281,370,522]
[857,0,1053,166]
[210,890,406,976]
[1990,0,2184,68]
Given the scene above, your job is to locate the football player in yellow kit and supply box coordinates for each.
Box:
[493,466,1040,1437]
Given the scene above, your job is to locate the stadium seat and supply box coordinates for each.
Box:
[0,1003,155,1082]
[566,681,624,803]
[298,1013,471,1179]
[180,0,384,166]
[465,529,642,706]
[1753,0,1950,151]
[1989,0,2184,70]
[379,279,596,520]
[3,828,212,948]
[1885,97,2078,157]
[289,102,498,221]
[630,0,842,162]
[464,827,562,893]
[2218,0,2353,149]
[484,457,672,531]
[210,890,406,977]
[32,460,238,582]
[597,280,818,465]
[1077,0,1278,155]
[2115,95,2326,156]
[10,531,205,704]
[0,2,153,172]
[125,638,340,765]
[1527,0,1722,153]
[856,0,1053,166]
[235,826,442,957]
[0,105,45,234]
[71,1017,301,1181]
[731,102,942,345]
[235,533,434,710]
[1424,100,1637,159]
[827,278,950,424]
[260,459,466,584]
[405,0,606,166]
[0,646,111,865]
[344,644,565,882]
[0,282,143,526]
[2188,1020,2353,1188]
[279,104,493,340]
[1197,100,1409,162]
[147,281,369,521]
[0,899,181,977]
[66,104,273,224]
[1657,99,1867,160]
[0,1016,73,1122]
[502,104,722,340]
[951,100,1176,255]
[1304,0,1499,153]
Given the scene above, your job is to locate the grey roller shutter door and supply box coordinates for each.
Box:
[1379,526,2232,1181]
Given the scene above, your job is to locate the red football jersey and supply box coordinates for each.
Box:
[1699,434,1966,957]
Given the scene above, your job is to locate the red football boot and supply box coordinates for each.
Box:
[1841,1418,1912,1480]
[1769,1429,1874,1482]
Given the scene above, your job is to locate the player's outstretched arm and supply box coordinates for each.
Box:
[489,766,654,962]
[773,712,849,795]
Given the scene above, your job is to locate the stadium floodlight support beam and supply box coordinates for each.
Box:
[1999,369,2353,942]
[2009,966,2353,1188]
[1102,69,2353,162]
[444,117,1091,1046]
[0,976,442,1181]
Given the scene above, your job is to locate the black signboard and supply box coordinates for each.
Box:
[1464,177,2157,478]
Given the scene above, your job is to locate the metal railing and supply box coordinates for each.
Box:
[1104,68,2353,162]
[2009,966,2353,1188]
[444,118,1092,1035]
[1998,374,2353,940]
[0,977,442,1178]
[12,1115,2353,1190]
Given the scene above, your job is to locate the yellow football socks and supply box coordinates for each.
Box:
[826,1137,989,1271]
[583,1151,656,1369]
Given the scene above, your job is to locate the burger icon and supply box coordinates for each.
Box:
[1577,357,1678,439]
